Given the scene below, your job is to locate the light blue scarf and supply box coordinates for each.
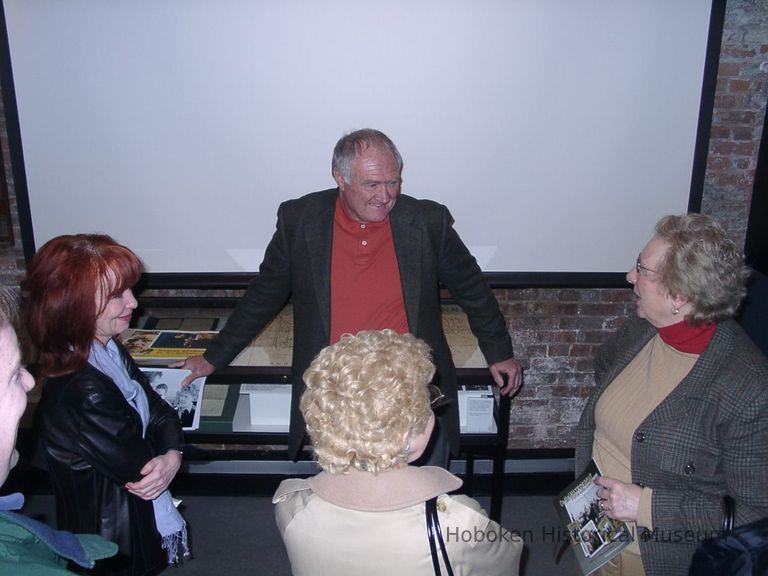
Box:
[89,340,190,564]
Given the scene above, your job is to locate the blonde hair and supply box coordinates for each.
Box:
[301,330,435,474]
[655,213,750,324]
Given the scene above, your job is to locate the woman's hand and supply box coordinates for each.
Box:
[125,450,183,501]
[594,476,643,523]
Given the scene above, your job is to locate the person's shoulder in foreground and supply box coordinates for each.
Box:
[273,467,522,576]
[0,494,117,575]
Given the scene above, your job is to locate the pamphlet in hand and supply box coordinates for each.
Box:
[553,459,634,575]
[141,367,206,431]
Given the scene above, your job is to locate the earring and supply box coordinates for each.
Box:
[672,307,679,315]
[398,440,411,465]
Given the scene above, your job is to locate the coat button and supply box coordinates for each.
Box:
[684,463,695,475]
[640,528,651,541]
[638,482,646,488]
[635,432,646,442]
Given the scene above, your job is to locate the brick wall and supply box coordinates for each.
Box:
[702,0,768,244]
[0,84,25,286]
[495,287,633,448]
[1,0,766,450]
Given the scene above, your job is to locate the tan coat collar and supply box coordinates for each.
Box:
[307,465,462,512]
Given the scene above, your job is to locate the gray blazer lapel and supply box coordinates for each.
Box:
[390,205,422,334]
[304,198,335,336]
[644,321,733,425]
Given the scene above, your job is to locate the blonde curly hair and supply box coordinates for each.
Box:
[301,330,435,474]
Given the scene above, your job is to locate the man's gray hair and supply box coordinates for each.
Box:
[331,129,403,183]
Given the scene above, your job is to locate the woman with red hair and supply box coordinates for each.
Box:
[25,234,188,576]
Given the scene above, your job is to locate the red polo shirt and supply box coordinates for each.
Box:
[329,197,409,343]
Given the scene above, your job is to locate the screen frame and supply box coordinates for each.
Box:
[0,0,725,290]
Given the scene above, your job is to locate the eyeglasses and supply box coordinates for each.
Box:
[635,254,658,276]
[428,384,452,410]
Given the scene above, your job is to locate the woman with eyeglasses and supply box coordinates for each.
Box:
[575,214,768,576]
[273,329,521,576]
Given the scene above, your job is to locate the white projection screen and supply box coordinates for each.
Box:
[1,0,719,285]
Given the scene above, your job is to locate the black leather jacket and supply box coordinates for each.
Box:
[38,342,184,576]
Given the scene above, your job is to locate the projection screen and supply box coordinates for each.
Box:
[1,0,719,285]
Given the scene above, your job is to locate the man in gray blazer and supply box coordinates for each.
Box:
[175,129,521,462]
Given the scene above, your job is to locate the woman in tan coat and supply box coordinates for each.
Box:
[273,329,521,576]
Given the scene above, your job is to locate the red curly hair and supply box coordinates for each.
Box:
[24,234,142,379]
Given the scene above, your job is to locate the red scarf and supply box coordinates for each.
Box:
[658,320,717,354]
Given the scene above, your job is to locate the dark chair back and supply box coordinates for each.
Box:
[689,515,768,576]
